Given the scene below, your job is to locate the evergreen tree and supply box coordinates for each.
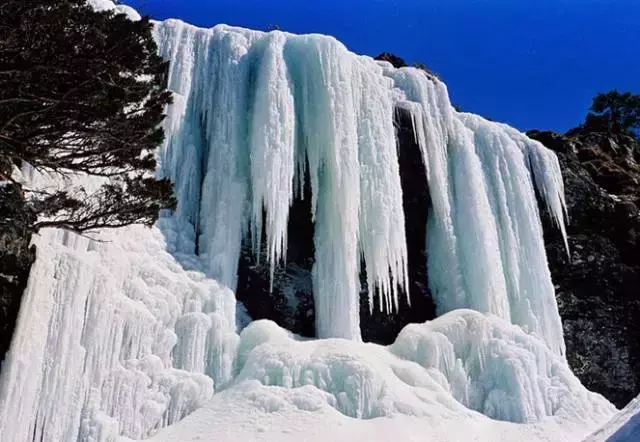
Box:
[584,90,640,136]
[0,0,175,232]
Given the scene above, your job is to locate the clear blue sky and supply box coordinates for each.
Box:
[124,0,639,132]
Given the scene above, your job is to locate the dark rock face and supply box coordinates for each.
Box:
[529,129,640,408]
[0,182,36,370]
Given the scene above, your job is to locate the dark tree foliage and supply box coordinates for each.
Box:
[584,90,640,137]
[0,0,176,232]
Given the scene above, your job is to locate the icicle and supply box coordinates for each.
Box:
[155,23,568,351]
[385,67,566,356]
[248,32,296,286]
[526,140,570,256]
[157,25,411,340]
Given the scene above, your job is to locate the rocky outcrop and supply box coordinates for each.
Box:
[0,182,36,370]
[529,129,640,408]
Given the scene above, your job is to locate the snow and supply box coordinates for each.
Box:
[146,312,613,442]
[143,385,603,442]
[87,0,141,21]
[0,2,617,441]
[585,394,640,442]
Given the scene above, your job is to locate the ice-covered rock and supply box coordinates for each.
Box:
[232,311,611,424]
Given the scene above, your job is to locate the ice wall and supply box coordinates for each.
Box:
[0,208,237,441]
[155,21,409,341]
[154,20,568,351]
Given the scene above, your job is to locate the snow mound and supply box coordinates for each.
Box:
[231,311,612,424]
[87,0,141,21]
[146,312,613,442]
[145,380,606,442]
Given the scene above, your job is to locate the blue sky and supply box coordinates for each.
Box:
[124,0,639,132]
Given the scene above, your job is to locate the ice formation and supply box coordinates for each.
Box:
[0,169,238,442]
[232,311,609,423]
[154,21,409,341]
[154,20,569,349]
[0,2,616,442]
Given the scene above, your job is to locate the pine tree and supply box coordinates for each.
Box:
[0,0,176,232]
[584,90,640,136]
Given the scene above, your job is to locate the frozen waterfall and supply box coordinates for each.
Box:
[154,20,568,351]
[0,4,611,442]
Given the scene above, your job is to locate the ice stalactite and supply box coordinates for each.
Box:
[155,20,567,350]
[382,67,568,356]
[155,22,410,341]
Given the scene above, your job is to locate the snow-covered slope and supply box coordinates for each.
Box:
[585,395,640,442]
[0,2,618,442]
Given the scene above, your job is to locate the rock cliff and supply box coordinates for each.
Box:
[529,129,640,408]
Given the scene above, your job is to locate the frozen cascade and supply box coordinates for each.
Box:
[154,21,410,341]
[155,20,567,350]
[0,167,238,442]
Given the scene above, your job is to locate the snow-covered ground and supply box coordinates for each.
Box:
[143,382,611,442]
[0,2,625,441]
